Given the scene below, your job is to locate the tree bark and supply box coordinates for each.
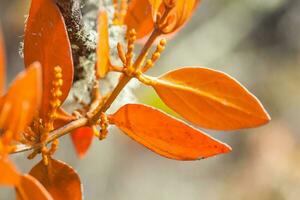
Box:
[55,0,96,80]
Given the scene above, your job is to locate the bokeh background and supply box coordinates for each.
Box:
[1,0,300,199]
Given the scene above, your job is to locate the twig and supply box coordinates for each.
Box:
[10,2,174,155]
[11,118,88,154]
[11,27,161,155]
[55,0,97,80]
[91,6,175,116]
[92,28,162,120]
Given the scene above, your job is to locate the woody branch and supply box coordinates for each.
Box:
[11,1,174,155]
[55,0,96,80]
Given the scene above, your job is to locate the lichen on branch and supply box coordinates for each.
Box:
[56,0,136,109]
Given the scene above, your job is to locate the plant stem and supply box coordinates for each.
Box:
[11,118,88,154]
[11,20,162,155]
[92,28,162,119]
[134,28,162,70]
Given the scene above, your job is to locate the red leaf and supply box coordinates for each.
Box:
[124,0,154,39]
[110,104,231,160]
[71,127,94,158]
[0,62,42,139]
[24,0,74,121]
[16,175,53,200]
[0,158,20,186]
[125,0,201,39]
[29,158,82,200]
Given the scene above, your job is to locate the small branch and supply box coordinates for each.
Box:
[11,118,88,154]
[55,0,84,42]
[11,27,162,155]
[10,2,172,155]
[55,0,97,80]
[92,28,162,121]
[134,29,161,70]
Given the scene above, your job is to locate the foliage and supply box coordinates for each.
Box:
[0,0,270,199]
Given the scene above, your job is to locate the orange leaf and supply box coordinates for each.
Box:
[124,0,154,39]
[71,127,94,158]
[150,67,270,130]
[109,104,231,160]
[0,62,42,139]
[125,0,200,40]
[24,0,74,121]
[16,175,53,200]
[96,10,111,79]
[0,158,20,186]
[148,0,162,17]
[171,0,200,31]
[29,158,82,200]
[0,28,6,95]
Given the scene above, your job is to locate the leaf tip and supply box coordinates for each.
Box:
[215,141,232,156]
[71,127,94,159]
[262,110,272,124]
[77,151,87,159]
[222,143,232,154]
[251,106,271,128]
[198,142,232,160]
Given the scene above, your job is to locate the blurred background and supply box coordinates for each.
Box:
[1,0,300,199]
